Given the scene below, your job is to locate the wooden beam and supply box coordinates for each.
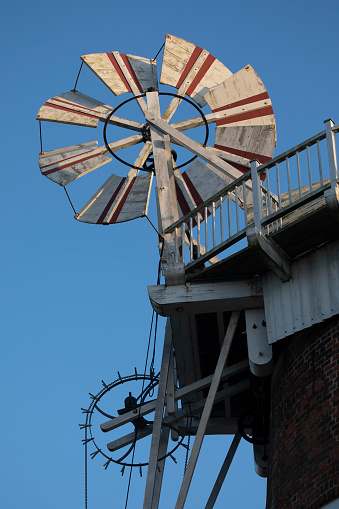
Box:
[175,312,240,509]
[148,280,263,317]
[246,226,291,282]
[101,360,249,433]
[204,432,241,508]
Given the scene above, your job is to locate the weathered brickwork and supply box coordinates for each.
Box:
[267,316,339,509]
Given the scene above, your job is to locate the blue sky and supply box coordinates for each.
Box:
[1,1,339,508]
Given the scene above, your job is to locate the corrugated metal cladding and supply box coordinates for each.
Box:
[263,240,339,344]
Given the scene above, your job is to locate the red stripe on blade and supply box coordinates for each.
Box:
[41,149,95,171]
[52,97,103,114]
[175,46,202,89]
[186,54,216,97]
[120,54,143,93]
[44,102,101,120]
[96,178,126,224]
[182,172,204,206]
[214,144,271,164]
[212,92,270,113]
[216,106,274,127]
[106,53,132,93]
[109,176,137,223]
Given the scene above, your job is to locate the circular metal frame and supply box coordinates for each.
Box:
[84,372,187,468]
[103,92,209,172]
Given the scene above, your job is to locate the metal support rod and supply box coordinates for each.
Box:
[204,432,241,509]
[174,311,240,509]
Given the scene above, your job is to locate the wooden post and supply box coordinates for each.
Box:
[324,119,338,188]
[250,159,263,230]
[174,311,240,509]
[143,320,173,509]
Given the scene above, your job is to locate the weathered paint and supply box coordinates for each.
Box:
[160,34,232,107]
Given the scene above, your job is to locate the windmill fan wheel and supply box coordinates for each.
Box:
[37,34,276,226]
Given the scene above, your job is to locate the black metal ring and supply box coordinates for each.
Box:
[103,92,209,172]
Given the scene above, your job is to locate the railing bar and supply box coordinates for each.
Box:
[205,206,208,251]
[220,197,224,242]
[317,140,324,186]
[212,201,216,248]
[286,156,292,204]
[174,228,177,263]
[306,145,313,192]
[296,151,302,198]
[181,223,185,265]
[242,181,248,227]
[266,169,273,215]
[275,162,281,208]
[227,192,232,238]
[197,213,201,258]
[235,187,240,232]
[189,217,193,262]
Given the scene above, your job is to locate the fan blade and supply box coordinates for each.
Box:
[39,141,111,186]
[81,52,158,114]
[160,34,232,108]
[214,125,276,165]
[204,65,276,135]
[174,158,248,220]
[76,142,153,224]
[37,91,113,128]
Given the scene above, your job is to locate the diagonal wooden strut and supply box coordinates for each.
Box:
[204,432,241,508]
[175,311,241,509]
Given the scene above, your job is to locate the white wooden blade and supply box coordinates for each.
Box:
[39,142,111,186]
[81,52,158,98]
[204,65,276,135]
[214,125,276,165]
[174,159,239,220]
[37,91,113,128]
[76,142,153,224]
[160,34,232,108]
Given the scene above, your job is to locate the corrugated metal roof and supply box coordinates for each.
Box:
[263,240,339,344]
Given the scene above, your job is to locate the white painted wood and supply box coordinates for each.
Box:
[160,34,232,108]
[150,425,170,509]
[204,65,276,138]
[250,160,263,228]
[112,51,148,114]
[263,240,339,343]
[81,52,157,98]
[143,320,172,509]
[37,90,112,128]
[100,360,248,433]
[246,226,291,282]
[144,113,253,201]
[245,309,273,377]
[175,312,240,509]
[204,432,241,509]
[148,280,263,316]
[76,142,152,224]
[39,141,111,186]
[147,91,184,284]
[324,119,339,186]
[215,125,275,164]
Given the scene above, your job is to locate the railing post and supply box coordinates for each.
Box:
[250,159,263,230]
[324,118,338,188]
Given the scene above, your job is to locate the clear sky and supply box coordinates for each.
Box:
[1,1,339,508]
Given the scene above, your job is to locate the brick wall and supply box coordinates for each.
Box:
[267,316,339,509]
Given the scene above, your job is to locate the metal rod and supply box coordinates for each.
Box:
[227,192,232,237]
[306,145,313,192]
[197,213,201,258]
[275,162,281,209]
[266,170,272,215]
[242,181,248,227]
[181,224,185,265]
